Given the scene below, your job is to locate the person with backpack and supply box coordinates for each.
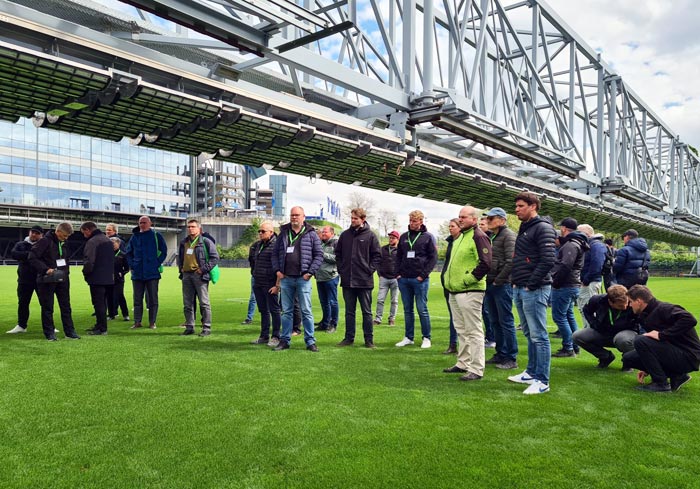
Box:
[613,229,651,289]
[602,239,616,290]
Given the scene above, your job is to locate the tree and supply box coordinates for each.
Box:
[346,191,376,218]
[376,208,397,235]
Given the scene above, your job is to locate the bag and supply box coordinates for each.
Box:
[636,267,649,284]
[37,269,66,283]
[202,239,219,285]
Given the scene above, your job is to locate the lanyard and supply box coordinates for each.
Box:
[115,250,121,257]
[608,308,621,324]
[288,228,305,246]
[407,232,422,250]
[189,236,200,248]
[58,241,64,258]
[257,241,267,256]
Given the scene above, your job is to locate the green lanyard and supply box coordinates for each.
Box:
[407,232,422,250]
[115,250,121,257]
[189,236,200,248]
[288,228,305,246]
[608,309,621,325]
[58,241,64,258]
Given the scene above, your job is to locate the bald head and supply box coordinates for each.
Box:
[458,206,479,229]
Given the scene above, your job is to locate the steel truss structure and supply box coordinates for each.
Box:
[0,0,699,244]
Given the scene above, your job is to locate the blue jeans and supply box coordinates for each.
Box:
[513,285,551,383]
[398,277,431,340]
[280,276,316,346]
[483,283,517,361]
[317,276,339,327]
[246,276,257,321]
[551,287,580,351]
[444,289,457,346]
[482,301,494,342]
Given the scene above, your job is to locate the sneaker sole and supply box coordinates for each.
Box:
[672,375,692,392]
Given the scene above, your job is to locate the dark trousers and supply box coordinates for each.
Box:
[109,281,129,318]
[17,282,38,328]
[90,285,109,332]
[342,287,373,342]
[133,279,159,325]
[37,280,76,338]
[253,285,281,340]
[623,335,698,383]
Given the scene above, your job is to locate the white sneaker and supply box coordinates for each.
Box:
[395,337,414,347]
[6,325,27,334]
[420,338,432,349]
[54,328,60,333]
[523,380,550,395]
[508,370,536,384]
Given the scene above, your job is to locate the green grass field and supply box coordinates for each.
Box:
[1,267,699,488]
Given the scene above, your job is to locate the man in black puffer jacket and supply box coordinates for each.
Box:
[7,225,44,334]
[508,192,556,395]
[623,285,700,392]
[249,222,281,347]
[80,221,115,335]
[613,229,651,288]
[335,208,381,348]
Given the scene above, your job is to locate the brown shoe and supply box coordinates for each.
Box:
[459,372,483,381]
[372,319,381,326]
[130,322,142,329]
[148,323,157,330]
[442,344,457,355]
[388,318,395,326]
[336,339,354,347]
[364,341,376,349]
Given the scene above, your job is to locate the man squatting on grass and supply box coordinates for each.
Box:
[622,285,700,393]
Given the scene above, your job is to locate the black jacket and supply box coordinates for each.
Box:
[638,299,700,366]
[486,225,516,286]
[551,231,590,288]
[336,222,381,288]
[582,294,639,335]
[113,249,129,284]
[396,224,437,280]
[250,235,278,288]
[12,238,38,284]
[377,244,398,279]
[83,229,115,286]
[511,216,556,289]
[29,231,70,278]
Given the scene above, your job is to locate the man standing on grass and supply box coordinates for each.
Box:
[373,230,400,327]
[483,207,518,370]
[80,222,114,336]
[335,208,381,348]
[8,225,44,334]
[441,206,492,381]
[573,285,639,369]
[29,222,81,341]
[315,225,339,333]
[622,285,700,392]
[395,210,438,349]
[178,219,219,337]
[272,206,323,352]
[507,192,556,394]
[126,216,167,330]
[249,222,281,347]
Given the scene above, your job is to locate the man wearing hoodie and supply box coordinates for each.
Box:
[335,208,381,348]
[550,218,589,357]
[576,224,607,327]
[272,206,323,352]
[613,229,651,288]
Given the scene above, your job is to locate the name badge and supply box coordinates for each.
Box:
[186,248,194,255]
[286,246,295,253]
[407,251,415,258]
[56,259,66,267]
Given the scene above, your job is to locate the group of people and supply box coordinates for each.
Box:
[9,198,699,395]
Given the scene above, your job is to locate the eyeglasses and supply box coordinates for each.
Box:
[290,214,302,217]
[258,230,268,233]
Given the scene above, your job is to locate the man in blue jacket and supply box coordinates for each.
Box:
[125,216,167,330]
[576,224,607,327]
[178,219,219,337]
[613,229,651,288]
[272,206,323,352]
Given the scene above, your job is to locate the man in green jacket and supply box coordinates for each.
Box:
[442,206,492,381]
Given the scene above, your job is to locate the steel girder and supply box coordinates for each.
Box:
[1,0,699,244]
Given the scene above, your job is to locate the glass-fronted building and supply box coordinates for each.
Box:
[269,174,287,219]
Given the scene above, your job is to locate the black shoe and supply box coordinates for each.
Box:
[443,366,467,374]
[364,341,376,349]
[336,339,354,347]
[621,366,635,373]
[552,349,576,358]
[326,326,337,334]
[485,355,505,364]
[198,329,211,337]
[596,352,615,369]
[306,343,319,352]
[181,329,195,336]
[460,372,483,381]
[250,337,268,344]
[670,374,691,392]
[87,330,106,336]
[274,341,290,351]
[85,327,97,333]
[46,335,57,341]
[442,344,457,355]
[241,319,253,325]
[316,324,328,331]
[637,382,671,393]
[550,331,562,338]
[66,333,81,339]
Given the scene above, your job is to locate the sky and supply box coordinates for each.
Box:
[277,0,700,233]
